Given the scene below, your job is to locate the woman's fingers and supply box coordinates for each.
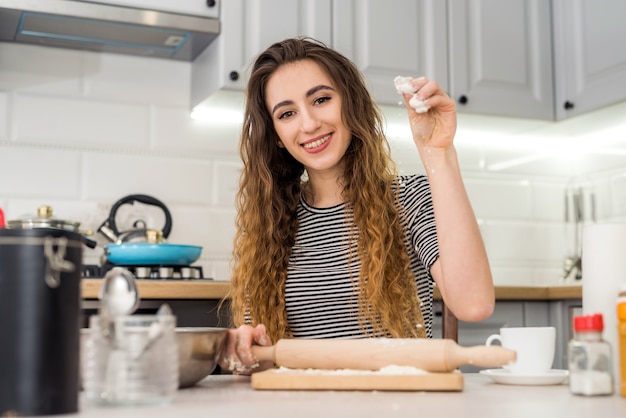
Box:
[218,324,274,375]
[251,324,272,346]
[395,76,457,147]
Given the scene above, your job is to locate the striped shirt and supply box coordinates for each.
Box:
[285,174,439,338]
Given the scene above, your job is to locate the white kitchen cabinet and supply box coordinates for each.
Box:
[77,0,220,17]
[447,0,554,119]
[190,0,626,120]
[448,0,626,120]
[331,0,449,105]
[191,0,332,109]
[191,0,447,110]
[551,0,626,120]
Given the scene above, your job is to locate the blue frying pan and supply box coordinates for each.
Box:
[104,242,202,266]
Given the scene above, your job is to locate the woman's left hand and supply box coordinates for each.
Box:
[399,77,457,149]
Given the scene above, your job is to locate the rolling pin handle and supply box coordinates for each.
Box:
[251,345,277,364]
[448,344,517,370]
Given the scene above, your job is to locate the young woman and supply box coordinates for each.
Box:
[218,37,494,374]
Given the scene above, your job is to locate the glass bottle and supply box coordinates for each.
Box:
[568,313,614,396]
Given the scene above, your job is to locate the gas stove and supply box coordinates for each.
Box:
[82,264,209,280]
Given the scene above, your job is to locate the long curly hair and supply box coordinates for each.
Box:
[229,37,426,340]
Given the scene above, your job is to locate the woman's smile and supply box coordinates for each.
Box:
[302,133,332,152]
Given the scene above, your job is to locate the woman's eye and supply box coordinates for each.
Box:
[314,96,331,105]
[278,110,295,120]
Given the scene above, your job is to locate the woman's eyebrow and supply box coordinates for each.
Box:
[306,84,334,97]
[271,84,335,115]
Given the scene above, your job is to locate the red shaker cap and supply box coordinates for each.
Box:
[573,313,604,331]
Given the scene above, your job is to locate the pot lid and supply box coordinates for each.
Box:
[7,205,81,230]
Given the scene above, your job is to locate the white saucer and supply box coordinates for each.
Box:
[479,369,569,386]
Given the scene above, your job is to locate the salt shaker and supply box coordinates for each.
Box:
[568,313,614,396]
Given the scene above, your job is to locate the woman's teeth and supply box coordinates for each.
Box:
[303,135,330,149]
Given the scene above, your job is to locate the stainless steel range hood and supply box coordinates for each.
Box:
[0,0,220,61]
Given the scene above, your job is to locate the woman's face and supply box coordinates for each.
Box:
[264,59,351,177]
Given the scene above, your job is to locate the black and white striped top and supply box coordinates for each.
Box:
[285,174,439,339]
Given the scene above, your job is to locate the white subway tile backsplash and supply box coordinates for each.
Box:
[3,43,618,286]
[0,147,80,199]
[199,209,236,255]
[455,146,487,173]
[532,181,569,222]
[165,205,223,246]
[82,152,213,204]
[389,139,426,175]
[0,92,8,139]
[152,105,240,155]
[211,260,233,281]
[213,161,242,207]
[489,265,535,285]
[465,178,532,220]
[610,174,626,218]
[83,53,190,106]
[0,44,84,96]
[14,95,149,147]
[592,178,612,221]
[481,221,565,264]
[483,149,574,177]
[532,266,569,285]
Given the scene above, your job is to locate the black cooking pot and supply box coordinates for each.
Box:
[98,194,202,266]
[0,228,82,416]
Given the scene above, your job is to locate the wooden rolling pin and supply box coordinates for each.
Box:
[251,338,516,372]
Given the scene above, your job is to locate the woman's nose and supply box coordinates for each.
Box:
[299,109,321,133]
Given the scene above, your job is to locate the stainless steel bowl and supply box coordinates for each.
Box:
[80,326,229,389]
[176,327,228,388]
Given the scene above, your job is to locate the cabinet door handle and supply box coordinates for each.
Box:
[206,0,216,7]
[564,101,575,110]
[229,71,240,81]
[458,95,468,105]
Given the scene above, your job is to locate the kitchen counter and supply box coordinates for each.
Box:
[81,279,582,300]
[57,374,623,418]
[81,279,231,300]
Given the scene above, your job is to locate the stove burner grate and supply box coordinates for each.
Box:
[82,264,207,280]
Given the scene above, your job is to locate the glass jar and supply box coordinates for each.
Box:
[568,313,614,396]
[83,314,179,406]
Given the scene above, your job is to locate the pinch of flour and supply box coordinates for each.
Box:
[393,75,416,95]
[393,75,429,113]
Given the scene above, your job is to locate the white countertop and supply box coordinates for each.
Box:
[57,373,624,418]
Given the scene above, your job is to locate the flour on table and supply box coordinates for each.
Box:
[226,356,259,374]
[393,75,429,113]
[273,365,429,375]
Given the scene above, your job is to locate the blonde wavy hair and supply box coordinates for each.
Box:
[229,37,426,341]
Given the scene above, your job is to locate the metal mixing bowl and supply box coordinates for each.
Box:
[80,326,229,389]
[176,327,228,388]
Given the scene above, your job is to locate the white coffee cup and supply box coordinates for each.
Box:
[485,326,555,375]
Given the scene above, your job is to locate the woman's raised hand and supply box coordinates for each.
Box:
[396,76,457,150]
